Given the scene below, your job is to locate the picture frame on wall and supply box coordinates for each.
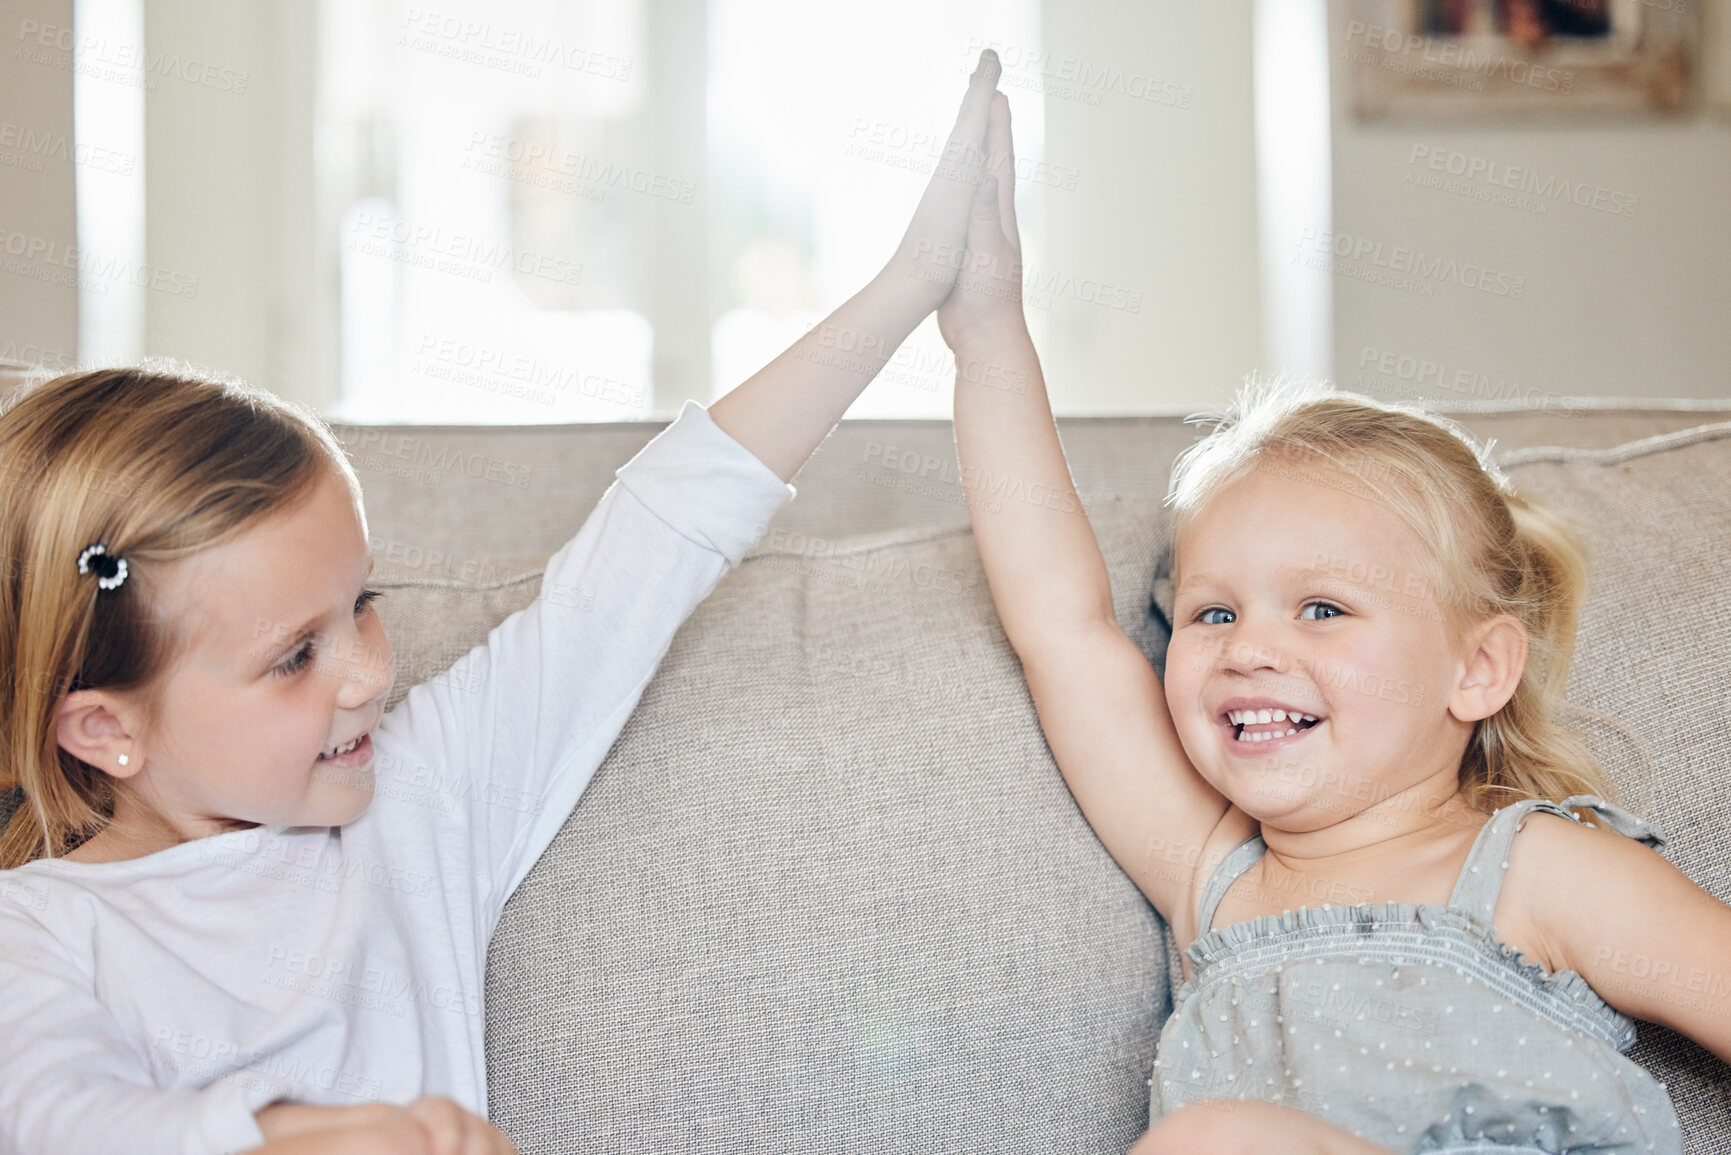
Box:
[1342,0,1698,118]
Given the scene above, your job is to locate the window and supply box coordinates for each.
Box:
[317,0,1042,423]
[320,0,655,423]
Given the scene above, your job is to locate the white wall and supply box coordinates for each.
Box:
[12,1,1727,413]
[1038,0,1264,413]
[0,0,79,377]
[1326,0,1731,405]
[142,0,328,409]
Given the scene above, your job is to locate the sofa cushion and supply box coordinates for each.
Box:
[5,405,1727,1149]
[1498,422,1731,1151]
[449,497,1173,1153]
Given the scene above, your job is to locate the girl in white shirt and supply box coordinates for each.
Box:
[0,51,1009,1155]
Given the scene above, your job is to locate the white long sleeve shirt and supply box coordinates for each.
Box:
[0,401,794,1155]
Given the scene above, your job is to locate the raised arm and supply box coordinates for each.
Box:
[707,52,1002,482]
[934,95,1229,929]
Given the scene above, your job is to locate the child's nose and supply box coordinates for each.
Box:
[1210,625,1293,675]
[333,637,394,705]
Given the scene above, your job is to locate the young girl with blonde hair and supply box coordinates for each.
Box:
[0,53,1010,1155]
[936,90,1731,1152]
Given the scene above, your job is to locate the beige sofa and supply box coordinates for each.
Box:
[333,399,1731,1152]
[11,400,1731,1151]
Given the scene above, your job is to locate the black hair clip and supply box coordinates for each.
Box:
[76,542,128,592]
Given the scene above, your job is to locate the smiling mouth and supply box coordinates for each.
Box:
[1224,707,1323,744]
[318,733,369,760]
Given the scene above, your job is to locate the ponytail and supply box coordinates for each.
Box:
[1459,496,1613,811]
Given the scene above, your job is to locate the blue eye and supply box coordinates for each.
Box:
[1196,607,1235,625]
[272,589,384,677]
[1300,601,1343,621]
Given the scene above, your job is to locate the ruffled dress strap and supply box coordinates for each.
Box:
[1448,792,1667,925]
[1197,833,1267,935]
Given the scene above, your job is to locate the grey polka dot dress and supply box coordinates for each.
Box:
[1149,795,1682,1153]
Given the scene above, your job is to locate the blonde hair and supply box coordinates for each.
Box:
[0,362,361,867]
[1166,375,1614,815]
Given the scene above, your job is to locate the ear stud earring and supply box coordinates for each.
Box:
[118,753,129,766]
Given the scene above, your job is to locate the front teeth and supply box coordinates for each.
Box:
[1224,708,1319,742]
[323,735,364,758]
[1227,709,1318,725]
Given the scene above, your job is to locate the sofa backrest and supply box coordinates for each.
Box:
[5,403,1729,1152]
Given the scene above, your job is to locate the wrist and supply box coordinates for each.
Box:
[869,257,951,330]
[256,1102,309,1139]
[950,317,1034,365]
[256,1101,400,1139]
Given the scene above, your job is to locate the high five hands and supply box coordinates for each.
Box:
[884,48,1020,334]
[934,76,1027,356]
[703,47,1025,483]
[873,46,1028,359]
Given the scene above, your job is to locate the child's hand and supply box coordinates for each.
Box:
[705,47,1005,483]
[936,90,1025,354]
[253,1096,518,1154]
[880,49,1004,315]
[402,1095,519,1155]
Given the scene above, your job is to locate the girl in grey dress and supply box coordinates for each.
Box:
[934,95,1730,1152]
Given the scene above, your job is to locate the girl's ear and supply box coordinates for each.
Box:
[55,690,143,781]
[1448,614,1528,724]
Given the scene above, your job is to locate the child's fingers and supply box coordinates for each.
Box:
[947,49,1003,155]
[966,175,1011,262]
[972,175,1001,223]
[403,1097,518,1155]
[986,92,1020,252]
[403,1098,458,1155]
[932,49,1000,194]
[888,47,1003,304]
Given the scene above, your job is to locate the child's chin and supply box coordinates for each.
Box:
[1240,780,1365,829]
[307,776,377,826]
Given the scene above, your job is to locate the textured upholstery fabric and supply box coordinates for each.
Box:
[472,410,1731,1152]
[480,500,1174,1153]
[4,405,1728,1152]
[1498,423,1731,1153]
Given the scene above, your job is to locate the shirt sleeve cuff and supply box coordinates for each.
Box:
[612,400,796,567]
